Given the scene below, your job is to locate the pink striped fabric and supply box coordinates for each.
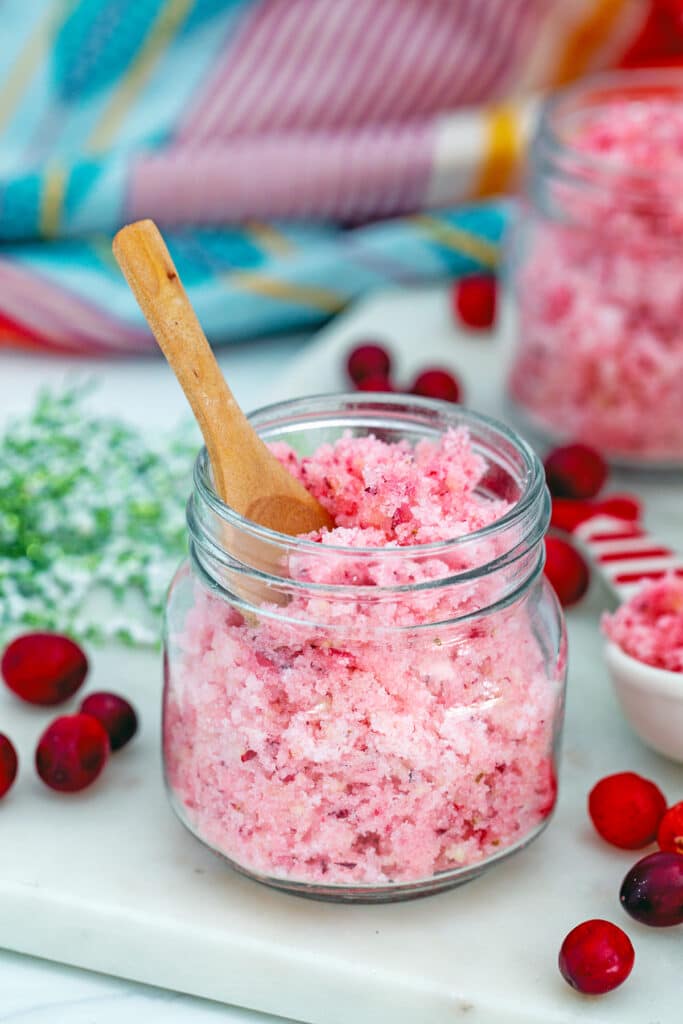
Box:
[178,0,542,143]
[130,121,435,223]
[0,260,151,354]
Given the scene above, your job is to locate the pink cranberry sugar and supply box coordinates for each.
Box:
[510,93,683,462]
[164,428,563,887]
[602,576,683,672]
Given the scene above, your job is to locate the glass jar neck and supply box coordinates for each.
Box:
[186,395,549,630]
[529,69,683,225]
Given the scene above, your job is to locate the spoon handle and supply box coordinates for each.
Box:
[574,514,683,604]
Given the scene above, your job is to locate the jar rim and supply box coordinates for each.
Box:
[534,67,683,184]
[192,392,546,560]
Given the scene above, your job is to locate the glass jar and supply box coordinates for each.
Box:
[507,70,683,466]
[162,395,566,902]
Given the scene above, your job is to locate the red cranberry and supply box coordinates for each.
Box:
[410,368,462,403]
[657,801,683,855]
[544,535,590,607]
[558,920,634,995]
[347,343,391,383]
[589,772,667,849]
[0,734,18,798]
[355,375,394,392]
[620,851,683,927]
[550,494,641,533]
[35,714,109,793]
[452,274,497,329]
[544,443,608,500]
[79,692,138,752]
[2,633,88,706]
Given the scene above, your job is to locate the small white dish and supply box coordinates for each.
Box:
[574,512,683,763]
[604,640,683,763]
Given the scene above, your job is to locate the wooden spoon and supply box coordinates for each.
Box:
[112,219,333,537]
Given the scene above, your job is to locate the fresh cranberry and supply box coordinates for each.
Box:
[452,274,497,329]
[35,714,109,793]
[558,920,634,995]
[544,535,590,607]
[620,851,683,927]
[355,375,394,392]
[410,368,462,403]
[0,734,18,798]
[347,343,391,383]
[588,772,666,849]
[657,801,683,855]
[544,443,608,500]
[1,633,88,706]
[550,494,641,534]
[79,692,138,752]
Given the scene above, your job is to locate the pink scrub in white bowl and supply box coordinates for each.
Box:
[508,70,683,466]
[162,395,567,901]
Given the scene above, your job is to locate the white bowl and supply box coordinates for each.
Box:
[604,641,683,763]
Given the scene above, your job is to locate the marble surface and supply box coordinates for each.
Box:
[0,290,681,1024]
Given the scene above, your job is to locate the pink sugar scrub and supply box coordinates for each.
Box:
[603,577,683,674]
[510,96,683,461]
[164,429,561,886]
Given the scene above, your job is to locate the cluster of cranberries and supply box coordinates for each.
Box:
[345,275,497,400]
[559,771,683,995]
[542,441,619,608]
[0,632,137,795]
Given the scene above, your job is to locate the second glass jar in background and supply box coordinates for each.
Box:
[163,396,566,902]
[507,70,683,466]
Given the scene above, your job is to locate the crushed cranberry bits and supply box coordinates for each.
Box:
[657,802,683,855]
[544,535,590,607]
[79,692,138,752]
[452,274,497,329]
[588,772,667,850]
[1,632,88,706]
[544,443,608,501]
[0,734,18,798]
[559,919,634,995]
[35,714,109,793]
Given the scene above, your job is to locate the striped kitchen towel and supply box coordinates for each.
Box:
[0,0,655,352]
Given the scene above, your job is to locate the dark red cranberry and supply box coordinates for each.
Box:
[620,851,683,927]
[35,714,109,793]
[355,375,394,392]
[544,535,590,607]
[452,275,497,329]
[544,443,608,500]
[410,368,462,403]
[559,920,634,995]
[347,343,391,383]
[0,734,18,798]
[1,632,88,706]
[79,692,138,752]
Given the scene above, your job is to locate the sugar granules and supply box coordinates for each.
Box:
[510,96,683,462]
[603,577,683,673]
[165,430,561,886]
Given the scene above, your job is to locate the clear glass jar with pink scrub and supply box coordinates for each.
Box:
[507,70,683,466]
[162,395,566,902]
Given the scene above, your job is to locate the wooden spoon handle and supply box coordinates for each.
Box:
[112,220,252,504]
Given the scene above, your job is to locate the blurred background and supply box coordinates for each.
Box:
[1,0,681,356]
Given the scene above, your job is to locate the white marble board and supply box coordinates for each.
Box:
[0,288,681,1024]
